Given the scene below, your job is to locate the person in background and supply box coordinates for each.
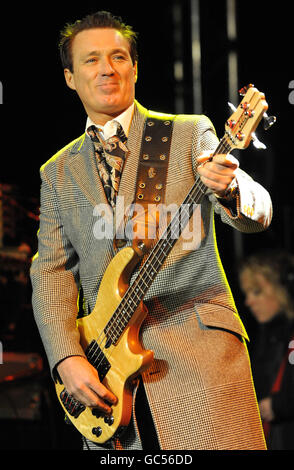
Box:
[239,251,294,449]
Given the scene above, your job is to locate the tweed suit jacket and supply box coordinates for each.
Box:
[31,101,271,450]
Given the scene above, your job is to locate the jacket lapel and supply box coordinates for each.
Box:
[66,101,148,213]
[67,133,108,208]
[118,101,148,209]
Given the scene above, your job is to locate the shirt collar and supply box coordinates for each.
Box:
[85,103,134,140]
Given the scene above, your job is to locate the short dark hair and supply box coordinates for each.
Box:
[59,11,138,72]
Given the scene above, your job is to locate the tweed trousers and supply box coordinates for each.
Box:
[31,101,270,450]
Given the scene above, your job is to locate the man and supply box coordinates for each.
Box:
[31,11,271,450]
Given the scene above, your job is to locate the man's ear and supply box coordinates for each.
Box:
[134,61,138,83]
[64,68,76,90]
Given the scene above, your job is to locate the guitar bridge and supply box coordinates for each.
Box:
[60,388,86,418]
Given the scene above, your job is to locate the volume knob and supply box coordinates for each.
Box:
[104,415,114,426]
[92,426,102,437]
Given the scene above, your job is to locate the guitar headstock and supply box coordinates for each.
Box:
[225,84,269,150]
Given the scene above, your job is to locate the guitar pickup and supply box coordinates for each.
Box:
[60,388,86,418]
[85,340,111,381]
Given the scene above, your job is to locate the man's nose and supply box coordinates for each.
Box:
[100,57,115,75]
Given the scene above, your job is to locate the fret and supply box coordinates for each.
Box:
[104,139,235,343]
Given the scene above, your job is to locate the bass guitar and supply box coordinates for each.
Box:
[55,84,273,443]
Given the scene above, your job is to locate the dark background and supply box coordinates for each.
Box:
[0,0,293,450]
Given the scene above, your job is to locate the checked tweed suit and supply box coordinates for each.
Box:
[31,101,270,450]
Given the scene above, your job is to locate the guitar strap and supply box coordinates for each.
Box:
[114,111,175,253]
[135,111,175,207]
[130,111,175,254]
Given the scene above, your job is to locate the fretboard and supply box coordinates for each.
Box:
[104,136,232,345]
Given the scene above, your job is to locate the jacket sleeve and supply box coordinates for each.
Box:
[30,165,86,374]
[209,167,273,233]
[192,114,273,233]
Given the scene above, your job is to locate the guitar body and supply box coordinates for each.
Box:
[55,246,154,444]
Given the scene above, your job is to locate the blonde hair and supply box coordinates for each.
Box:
[239,251,294,319]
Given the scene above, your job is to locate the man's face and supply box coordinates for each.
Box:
[64,28,137,124]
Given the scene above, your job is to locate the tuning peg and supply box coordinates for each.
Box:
[251,133,267,150]
[263,113,276,130]
[239,84,254,96]
[238,85,276,129]
[227,102,267,149]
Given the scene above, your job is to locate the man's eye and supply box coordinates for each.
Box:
[86,58,97,63]
[113,55,125,61]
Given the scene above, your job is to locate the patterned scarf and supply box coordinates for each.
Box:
[87,122,129,208]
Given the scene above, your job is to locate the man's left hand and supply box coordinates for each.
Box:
[197,152,239,197]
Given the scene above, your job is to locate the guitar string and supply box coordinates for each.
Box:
[86,136,233,370]
[102,96,264,347]
[85,188,206,367]
[88,93,262,363]
[101,136,232,334]
[73,98,263,409]
[86,136,233,367]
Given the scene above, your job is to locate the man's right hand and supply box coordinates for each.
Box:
[56,355,117,414]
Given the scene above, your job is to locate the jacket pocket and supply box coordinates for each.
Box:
[194,301,248,341]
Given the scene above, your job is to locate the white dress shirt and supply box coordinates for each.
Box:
[85,103,134,140]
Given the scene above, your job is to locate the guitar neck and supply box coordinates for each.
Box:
[105,136,232,344]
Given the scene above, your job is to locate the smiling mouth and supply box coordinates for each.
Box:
[96,82,120,95]
[97,82,119,88]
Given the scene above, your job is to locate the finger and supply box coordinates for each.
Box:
[198,161,236,181]
[200,162,236,176]
[90,381,118,406]
[197,151,214,165]
[199,174,233,194]
[212,154,239,168]
[76,384,115,414]
[86,361,117,406]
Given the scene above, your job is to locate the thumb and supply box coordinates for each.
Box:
[197,151,213,165]
[225,154,240,168]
